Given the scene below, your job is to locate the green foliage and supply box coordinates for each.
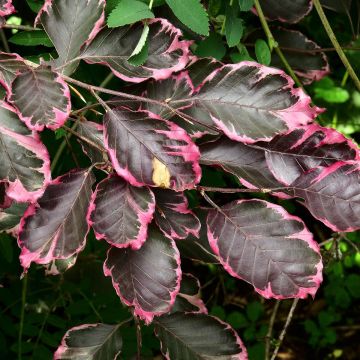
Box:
[165,0,209,35]
[9,31,53,47]
[254,39,271,65]
[225,2,244,47]
[107,0,154,27]
[314,77,350,103]
[195,32,226,60]
[239,0,255,12]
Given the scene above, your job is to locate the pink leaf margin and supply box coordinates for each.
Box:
[87,175,156,250]
[0,102,51,203]
[103,238,182,324]
[17,170,93,272]
[200,61,323,144]
[207,199,323,300]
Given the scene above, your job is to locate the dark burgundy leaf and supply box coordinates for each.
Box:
[0,102,51,203]
[18,169,95,272]
[0,0,14,16]
[154,313,247,359]
[0,182,11,209]
[104,226,181,323]
[77,120,108,165]
[104,108,201,191]
[154,189,200,239]
[54,323,123,360]
[0,202,27,234]
[207,199,322,299]
[80,19,191,83]
[9,65,71,131]
[184,62,321,143]
[36,0,105,75]
[171,273,207,314]
[0,52,28,93]
[261,124,360,185]
[88,175,155,249]
[290,162,360,232]
[258,0,312,23]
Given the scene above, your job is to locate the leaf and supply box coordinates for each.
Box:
[80,19,191,83]
[0,202,27,233]
[104,226,181,323]
[181,62,321,143]
[54,323,123,360]
[225,11,244,48]
[26,0,43,13]
[258,0,312,23]
[321,0,352,13]
[36,0,105,75]
[128,24,149,58]
[77,120,108,166]
[195,33,226,60]
[88,174,155,249]
[171,273,207,314]
[255,39,271,65]
[107,0,154,27]
[9,65,71,131]
[0,0,14,16]
[290,162,360,232]
[18,169,95,272]
[239,0,254,11]
[165,0,209,36]
[0,52,28,93]
[155,313,248,359]
[0,102,51,203]
[153,189,201,239]
[9,30,53,47]
[207,199,323,298]
[104,108,201,191]
[263,28,329,84]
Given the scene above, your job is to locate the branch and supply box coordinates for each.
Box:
[2,24,37,31]
[265,300,281,360]
[313,0,360,92]
[270,299,299,360]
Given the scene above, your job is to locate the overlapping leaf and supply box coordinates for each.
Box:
[18,169,95,271]
[0,102,51,203]
[9,65,71,131]
[80,19,191,83]
[207,199,322,298]
[171,274,207,314]
[104,108,201,191]
[154,189,200,239]
[154,313,248,359]
[104,227,181,323]
[258,0,312,23]
[36,0,105,75]
[0,52,28,93]
[0,0,14,17]
[54,323,123,360]
[88,175,155,249]
[0,202,27,234]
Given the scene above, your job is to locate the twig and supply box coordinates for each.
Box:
[270,299,299,360]
[18,275,28,360]
[313,0,360,92]
[253,0,304,89]
[244,43,360,53]
[2,24,37,31]
[134,316,142,360]
[197,185,280,193]
[0,29,10,52]
[65,134,80,168]
[265,301,281,360]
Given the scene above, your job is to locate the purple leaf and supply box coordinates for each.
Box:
[258,0,312,23]
[171,273,207,314]
[0,182,11,209]
[54,323,123,360]
[207,199,322,299]
[0,0,14,17]
[104,226,181,324]
[18,169,95,272]
[80,19,191,83]
[291,162,360,232]
[0,102,51,203]
[154,189,200,239]
[0,52,28,94]
[88,174,155,250]
[185,62,321,143]
[104,108,201,191]
[0,202,27,235]
[154,313,248,359]
[77,120,108,166]
[36,0,105,75]
[8,65,71,131]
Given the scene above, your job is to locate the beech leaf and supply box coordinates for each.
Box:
[0,52,28,93]
[207,199,323,298]
[104,226,181,323]
[0,0,14,17]
[18,169,95,272]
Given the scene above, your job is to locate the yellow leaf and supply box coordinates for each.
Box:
[152,158,170,188]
